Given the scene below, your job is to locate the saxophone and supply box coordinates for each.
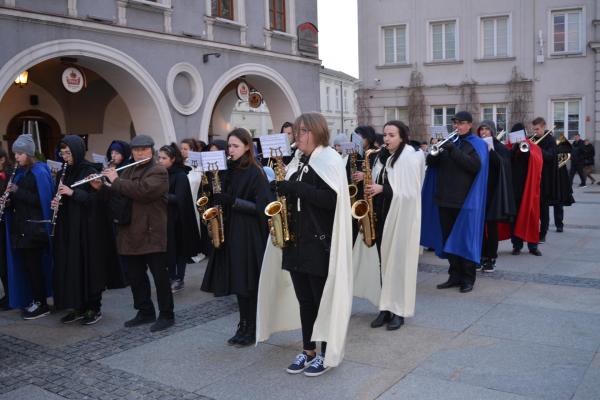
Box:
[201,162,225,249]
[348,151,358,205]
[264,149,291,248]
[351,148,381,247]
[196,172,210,217]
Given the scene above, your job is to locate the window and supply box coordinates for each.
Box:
[343,89,348,111]
[431,20,456,61]
[325,87,331,111]
[432,106,456,132]
[384,107,408,123]
[212,0,234,20]
[481,16,509,57]
[552,99,582,139]
[269,0,286,31]
[383,25,407,64]
[335,88,340,111]
[552,9,583,53]
[481,104,507,132]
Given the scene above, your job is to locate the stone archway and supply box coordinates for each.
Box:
[0,39,175,146]
[201,63,302,141]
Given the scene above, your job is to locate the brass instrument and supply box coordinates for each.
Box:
[558,153,571,168]
[264,147,292,248]
[50,162,68,237]
[196,172,210,216]
[0,167,17,221]
[202,162,225,249]
[519,126,555,153]
[351,147,383,247]
[430,130,459,156]
[348,150,358,205]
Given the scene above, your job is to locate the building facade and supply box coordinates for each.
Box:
[358,0,600,160]
[0,0,319,157]
[320,66,359,136]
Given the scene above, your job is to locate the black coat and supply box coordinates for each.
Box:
[537,133,559,203]
[426,132,481,209]
[8,169,47,249]
[485,139,516,221]
[571,139,584,164]
[53,135,121,310]
[166,165,201,265]
[582,143,595,166]
[555,141,575,206]
[282,155,337,278]
[201,159,271,296]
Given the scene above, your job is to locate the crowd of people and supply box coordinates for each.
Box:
[0,111,594,377]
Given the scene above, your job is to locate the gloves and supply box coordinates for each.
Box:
[212,192,234,206]
[276,180,297,196]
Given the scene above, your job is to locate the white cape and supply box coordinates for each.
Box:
[353,146,425,317]
[256,145,353,368]
[188,170,203,230]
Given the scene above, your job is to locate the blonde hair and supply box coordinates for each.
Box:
[294,112,330,147]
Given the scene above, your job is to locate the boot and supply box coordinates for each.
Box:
[387,314,404,330]
[227,319,248,346]
[236,321,256,347]
[370,311,391,328]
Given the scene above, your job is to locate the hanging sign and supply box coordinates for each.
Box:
[236,81,250,102]
[62,67,86,93]
[248,91,263,108]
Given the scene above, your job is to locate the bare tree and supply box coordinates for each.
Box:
[458,80,480,127]
[506,66,533,129]
[356,87,372,126]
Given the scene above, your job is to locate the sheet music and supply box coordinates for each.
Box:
[185,151,204,171]
[201,150,228,171]
[340,142,358,155]
[92,153,108,167]
[351,132,364,157]
[509,130,526,143]
[46,160,63,175]
[259,133,290,157]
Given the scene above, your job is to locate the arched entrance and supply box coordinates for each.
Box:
[0,39,175,153]
[201,63,301,141]
[5,111,62,158]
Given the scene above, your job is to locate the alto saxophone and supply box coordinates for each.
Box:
[348,151,358,205]
[351,148,381,247]
[196,172,210,217]
[264,148,291,248]
[201,162,225,249]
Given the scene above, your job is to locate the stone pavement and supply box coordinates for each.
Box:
[1,183,599,400]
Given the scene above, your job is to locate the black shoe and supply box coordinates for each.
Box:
[459,283,474,293]
[529,249,542,256]
[511,248,521,255]
[124,312,156,328]
[482,258,495,273]
[81,310,102,325]
[236,322,256,347]
[437,279,461,289]
[538,235,546,244]
[556,227,563,233]
[61,310,84,324]
[22,302,50,320]
[150,317,174,332]
[370,311,391,328]
[386,314,404,330]
[228,320,248,345]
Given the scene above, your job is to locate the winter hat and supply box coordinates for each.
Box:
[12,134,36,157]
[130,134,155,148]
[333,134,347,146]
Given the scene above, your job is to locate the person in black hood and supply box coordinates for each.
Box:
[106,140,131,168]
[52,135,120,325]
[158,144,201,293]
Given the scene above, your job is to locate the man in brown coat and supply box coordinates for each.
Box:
[99,135,174,332]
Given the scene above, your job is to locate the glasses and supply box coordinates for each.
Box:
[294,127,310,137]
[59,150,72,157]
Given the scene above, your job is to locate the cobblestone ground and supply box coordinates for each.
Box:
[1,183,599,400]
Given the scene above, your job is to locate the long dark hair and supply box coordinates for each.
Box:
[227,128,262,171]
[382,120,409,167]
[159,142,185,168]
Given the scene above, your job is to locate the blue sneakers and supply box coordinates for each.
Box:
[286,351,315,374]
[303,354,329,377]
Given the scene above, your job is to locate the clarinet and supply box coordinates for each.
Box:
[50,162,68,237]
[0,168,17,222]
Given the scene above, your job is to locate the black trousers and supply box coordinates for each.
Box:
[290,271,327,354]
[482,221,498,260]
[236,293,257,324]
[19,248,46,305]
[553,205,564,229]
[125,252,174,319]
[439,207,476,285]
[540,199,550,238]
[569,163,586,185]
[169,255,187,282]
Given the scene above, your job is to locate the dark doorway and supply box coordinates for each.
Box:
[5,110,62,160]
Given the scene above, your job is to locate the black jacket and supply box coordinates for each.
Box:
[571,139,584,164]
[282,154,337,277]
[582,143,595,166]
[426,132,481,209]
[485,139,516,222]
[9,169,47,249]
[556,141,575,206]
[536,133,558,202]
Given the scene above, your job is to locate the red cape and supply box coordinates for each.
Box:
[498,140,543,242]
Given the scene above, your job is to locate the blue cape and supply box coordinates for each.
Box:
[5,161,54,308]
[420,135,489,264]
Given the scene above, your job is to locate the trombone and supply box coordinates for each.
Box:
[430,130,459,156]
[519,126,555,153]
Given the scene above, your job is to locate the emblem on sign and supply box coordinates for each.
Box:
[236,81,250,102]
[62,67,86,93]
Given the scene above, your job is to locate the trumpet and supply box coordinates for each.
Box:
[519,126,555,153]
[430,130,459,156]
[348,150,358,205]
[0,167,17,222]
[264,147,292,248]
[50,162,68,237]
[202,162,225,249]
[351,147,383,247]
[71,157,152,187]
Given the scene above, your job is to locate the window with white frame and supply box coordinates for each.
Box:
[326,87,331,111]
[384,107,408,123]
[432,106,456,132]
[383,25,408,64]
[481,16,509,58]
[430,20,457,61]
[552,99,582,139]
[481,104,507,132]
[335,87,340,111]
[551,9,583,53]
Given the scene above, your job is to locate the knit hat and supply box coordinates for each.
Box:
[12,134,36,157]
[130,134,155,148]
[333,134,347,146]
